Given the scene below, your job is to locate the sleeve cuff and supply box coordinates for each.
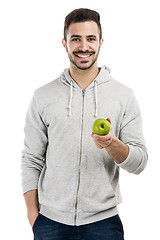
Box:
[116,144,143,174]
[22,180,38,195]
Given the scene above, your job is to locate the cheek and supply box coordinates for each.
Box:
[66,42,77,53]
[95,43,101,52]
[88,42,100,53]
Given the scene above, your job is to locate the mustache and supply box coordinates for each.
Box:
[73,50,95,55]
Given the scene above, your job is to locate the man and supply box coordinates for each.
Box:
[21,8,148,240]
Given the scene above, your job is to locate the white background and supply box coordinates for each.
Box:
[0,0,160,239]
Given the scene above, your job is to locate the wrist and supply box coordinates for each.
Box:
[105,135,115,149]
[27,207,39,214]
[105,136,129,164]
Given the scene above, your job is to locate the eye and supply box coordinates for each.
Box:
[72,38,80,42]
[88,38,96,42]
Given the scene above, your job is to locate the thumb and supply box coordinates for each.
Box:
[106,118,111,124]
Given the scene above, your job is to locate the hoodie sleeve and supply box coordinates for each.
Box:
[21,93,48,194]
[117,89,148,174]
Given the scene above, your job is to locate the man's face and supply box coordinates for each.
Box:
[63,21,103,70]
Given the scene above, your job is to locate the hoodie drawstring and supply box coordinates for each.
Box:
[68,80,98,117]
[68,80,73,116]
[94,80,98,117]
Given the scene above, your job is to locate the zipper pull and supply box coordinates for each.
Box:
[82,90,85,96]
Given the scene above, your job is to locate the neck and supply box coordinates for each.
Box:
[69,63,99,90]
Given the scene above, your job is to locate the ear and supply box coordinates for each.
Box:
[62,39,67,52]
[100,38,104,47]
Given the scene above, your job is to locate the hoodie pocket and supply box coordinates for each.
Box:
[38,164,76,212]
[78,167,117,213]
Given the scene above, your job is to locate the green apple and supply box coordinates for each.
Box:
[92,118,111,135]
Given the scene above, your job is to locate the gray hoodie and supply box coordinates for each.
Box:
[21,66,148,226]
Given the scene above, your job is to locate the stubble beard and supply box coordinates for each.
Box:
[67,46,101,70]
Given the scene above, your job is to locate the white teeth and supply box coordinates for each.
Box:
[77,55,90,58]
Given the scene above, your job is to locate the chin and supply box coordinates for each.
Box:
[73,60,97,71]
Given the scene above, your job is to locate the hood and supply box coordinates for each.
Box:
[60,65,112,88]
[60,65,112,117]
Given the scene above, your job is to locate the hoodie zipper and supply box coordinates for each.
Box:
[74,90,85,225]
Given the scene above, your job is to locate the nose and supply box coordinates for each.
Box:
[78,39,88,52]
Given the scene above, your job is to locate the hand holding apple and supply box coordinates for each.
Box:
[91,118,113,149]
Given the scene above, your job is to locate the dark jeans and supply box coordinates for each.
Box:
[33,214,124,240]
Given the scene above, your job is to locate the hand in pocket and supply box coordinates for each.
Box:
[28,211,39,228]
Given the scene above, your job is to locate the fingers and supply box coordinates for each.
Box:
[91,132,112,149]
[95,143,104,149]
[92,132,111,142]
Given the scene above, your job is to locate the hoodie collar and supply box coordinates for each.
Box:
[60,65,112,117]
[61,65,111,89]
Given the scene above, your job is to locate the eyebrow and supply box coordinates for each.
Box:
[70,34,97,39]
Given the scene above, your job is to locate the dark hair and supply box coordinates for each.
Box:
[64,8,102,41]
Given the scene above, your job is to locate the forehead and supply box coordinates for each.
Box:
[67,21,99,38]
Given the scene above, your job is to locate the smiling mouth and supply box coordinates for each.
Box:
[73,52,95,58]
[76,54,91,58]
